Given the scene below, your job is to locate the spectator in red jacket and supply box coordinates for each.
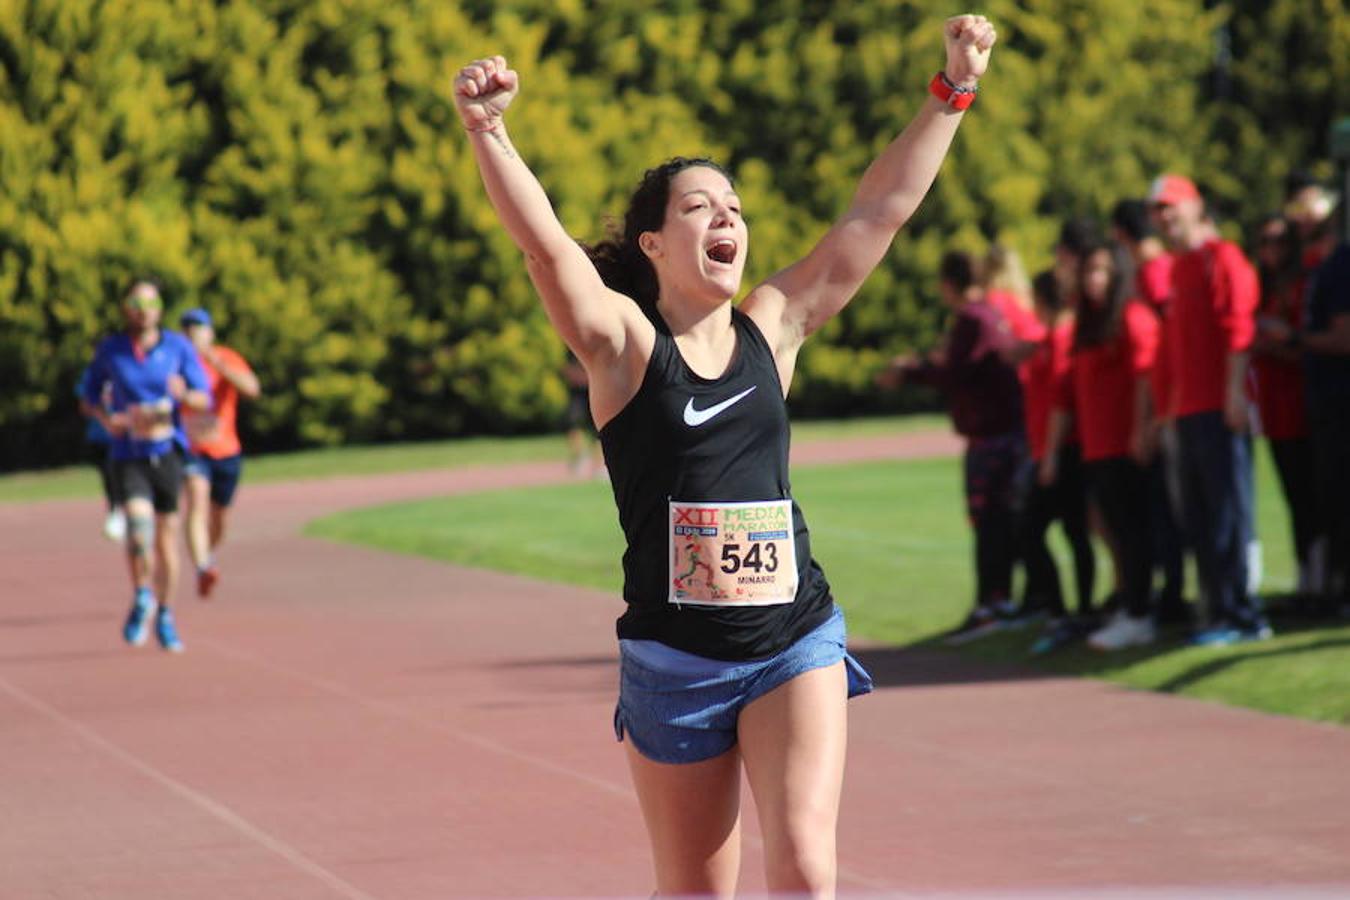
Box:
[1150,174,1271,645]
[1261,202,1350,619]
[1044,241,1159,650]
[1250,214,1323,600]
[1018,269,1097,654]
[1112,199,1187,623]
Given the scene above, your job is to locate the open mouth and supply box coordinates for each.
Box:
[705,238,737,265]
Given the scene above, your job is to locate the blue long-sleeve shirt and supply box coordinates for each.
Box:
[82,330,210,461]
[77,365,113,446]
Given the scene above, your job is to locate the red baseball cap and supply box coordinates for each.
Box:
[1148,174,1202,206]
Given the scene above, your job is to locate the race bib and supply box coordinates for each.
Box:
[668,499,798,607]
[128,399,174,442]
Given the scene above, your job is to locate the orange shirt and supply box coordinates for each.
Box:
[184,345,252,459]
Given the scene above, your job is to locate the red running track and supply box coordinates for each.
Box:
[1,430,1348,898]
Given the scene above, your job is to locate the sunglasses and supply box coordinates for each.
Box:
[125,294,162,311]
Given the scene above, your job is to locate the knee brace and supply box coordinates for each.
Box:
[127,514,156,559]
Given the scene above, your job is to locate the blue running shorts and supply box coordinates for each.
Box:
[615,606,873,764]
[184,453,244,507]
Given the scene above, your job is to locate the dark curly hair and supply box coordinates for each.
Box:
[584,157,732,309]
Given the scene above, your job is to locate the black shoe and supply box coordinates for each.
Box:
[1097,591,1122,618]
[1004,602,1051,629]
[942,606,1006,646]
[1155,598,1192,626]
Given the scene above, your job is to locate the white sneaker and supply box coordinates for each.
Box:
[1246,539,1263,596]
[103,508,126,542]
[1087,612,1156,651]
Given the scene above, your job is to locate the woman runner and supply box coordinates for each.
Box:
[454,15,996,897]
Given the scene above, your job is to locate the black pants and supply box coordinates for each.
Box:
[1268,436,1322,572]
[1310,411,1350,604]
[964,432,1027,607]
[1020,445,1095,616]
[1176,412,1262,630]
[1148,457,1185,605]
[1085,456,1152,618]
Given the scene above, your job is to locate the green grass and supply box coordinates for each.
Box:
[307,447,1350,725]
[0,435,568,504]
[0,414,945,504]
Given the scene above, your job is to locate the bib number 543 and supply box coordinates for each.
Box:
[719,542,779,574]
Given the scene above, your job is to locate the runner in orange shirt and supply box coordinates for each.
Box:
[179,308,261,598]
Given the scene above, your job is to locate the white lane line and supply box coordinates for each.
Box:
[0,674,376,900]
[197,640,896,891]
[198,639,635,800]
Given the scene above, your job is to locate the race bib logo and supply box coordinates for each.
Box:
[669,499,797,607]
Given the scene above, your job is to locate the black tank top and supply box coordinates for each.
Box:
[599,307,834,660]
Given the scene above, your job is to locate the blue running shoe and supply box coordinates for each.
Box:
[123,588,156,646]
[1030,617,1088,656]
[155,607,184,653]
[1189,625,1241,647]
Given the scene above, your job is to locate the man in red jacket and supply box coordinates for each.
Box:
[1150,175,1271,645]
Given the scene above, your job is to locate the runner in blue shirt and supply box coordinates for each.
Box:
[81,280,210,652]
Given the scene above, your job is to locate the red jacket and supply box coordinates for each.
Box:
[1069,301,1159,462]
[1021,320,1074,462]
[1164,240,1258,418]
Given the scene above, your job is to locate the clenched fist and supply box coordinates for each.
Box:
[454,55,519,131]
[944,15,997,88]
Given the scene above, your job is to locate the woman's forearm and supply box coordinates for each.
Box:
[467,123,573,263]
[849,99,967,232]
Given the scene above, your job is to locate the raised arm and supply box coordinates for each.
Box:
[453,57,647,378]
[742,15,996,381]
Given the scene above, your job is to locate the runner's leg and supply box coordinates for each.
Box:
[154,512,181,605]
[184,473,212,570]
[124,496,155,590]
[209,503,228,551]
[625,743,742,898]
[738,661,847,898]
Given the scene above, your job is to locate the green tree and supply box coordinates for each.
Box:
[1213,0,1350,222]
[2,0,1345,470]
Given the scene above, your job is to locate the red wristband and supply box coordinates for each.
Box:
[929,71,977,110]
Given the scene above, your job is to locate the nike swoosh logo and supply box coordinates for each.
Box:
[683,386,757,427]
